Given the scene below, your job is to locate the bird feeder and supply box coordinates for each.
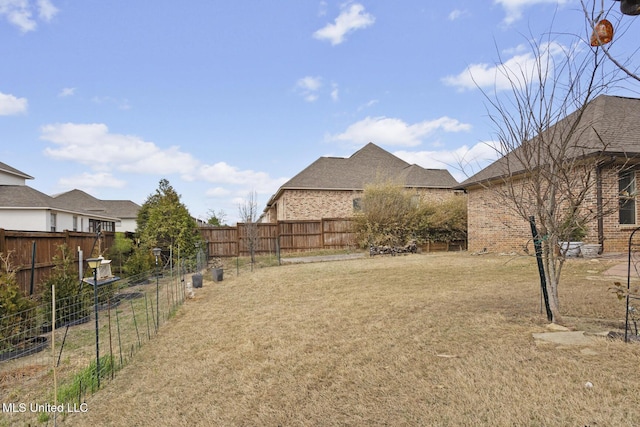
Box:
[590,19,614,46]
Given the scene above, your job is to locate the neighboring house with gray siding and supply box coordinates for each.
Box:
[262,143,460,222]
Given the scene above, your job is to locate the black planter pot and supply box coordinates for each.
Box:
[0,336,48,362]
[192,273,203,288]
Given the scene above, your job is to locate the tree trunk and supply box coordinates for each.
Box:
[543,240,563,324]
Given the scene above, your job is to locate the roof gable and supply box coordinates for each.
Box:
[53,189,140,219]
[281,142,457,191]
[53,189,107,212]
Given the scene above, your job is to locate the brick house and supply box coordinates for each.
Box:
[459,94,640,254]
[261,143,459,222]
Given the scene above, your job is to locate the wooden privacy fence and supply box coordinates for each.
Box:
[199,218,357,258]
[0,229,114,295]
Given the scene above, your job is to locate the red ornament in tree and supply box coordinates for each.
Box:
[590,19,614,46]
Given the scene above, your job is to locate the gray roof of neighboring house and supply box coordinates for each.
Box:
[280,142,458,191]
[52,189,140,220]
[0,161,33,180]
[459,94,640,188]
[263,143,458,213]
[0,185,63,208]
[0,185,118,220]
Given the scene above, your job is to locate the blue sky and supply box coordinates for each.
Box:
[1,1,639,224]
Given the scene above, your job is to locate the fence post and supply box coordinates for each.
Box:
[0,228,5,256]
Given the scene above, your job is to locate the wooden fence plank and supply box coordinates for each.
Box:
[0,229,114,295]
[200,218,467,261]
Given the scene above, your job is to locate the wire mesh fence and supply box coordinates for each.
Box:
[0,264,195,423]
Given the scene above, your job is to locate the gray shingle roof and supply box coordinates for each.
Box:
[53,189,140,219]
[0,185,62,208]
[0,162,33,180]
[281,143,458,190]
[459,94,640,188]
[0,185,120,221]
[101,200,141,219]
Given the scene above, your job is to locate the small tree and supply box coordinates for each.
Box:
[238,191,259,264]
[206,209,227,226]
[0,252,35,352]
[108,232,134,276]
[475,22,632,322]
[136,179,202,267]
[41,245,91,327]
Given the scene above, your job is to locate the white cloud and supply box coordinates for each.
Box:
[313,3,375,45]
[41,123,199,175]
[206,187,232,197]
[57,172,126,191]
[318,0,328,17]
[494,0,569,25]
[393,141,502,181]
[358,99,378,111]
[58,87,75,97]
[296,76,322,102]
[442,41,565,92]
[448,9,468,21]
[37,0,57,20]
[40,122,288,214]
[328,116,472,147]
[0,0,58,32]
[0,91,27,115]
[331,83,339,102]
[197,162,288,194]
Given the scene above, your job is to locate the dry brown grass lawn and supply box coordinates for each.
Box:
[30,253,640,425]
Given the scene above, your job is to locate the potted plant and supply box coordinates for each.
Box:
[558,216,587,258]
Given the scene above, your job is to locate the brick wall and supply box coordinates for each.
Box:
[273,188,459,221]
[599,168,638,252]
[467,165,639,254]
[467,181,531,253]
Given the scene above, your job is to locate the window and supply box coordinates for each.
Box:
[50,213,57,232]
[89,219,115,233]
[73,216,78,232]
[353,198,362,211]
[619,170,636,225]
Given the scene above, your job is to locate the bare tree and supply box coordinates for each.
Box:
[475,24,635,322]
[581,0,640,83]
[238,191,259,265]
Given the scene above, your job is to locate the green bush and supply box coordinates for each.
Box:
[108,232,135,276]
[41,245,91,328]
[0,252,36,352]
[124,245,153,277]
[353,181,467,248]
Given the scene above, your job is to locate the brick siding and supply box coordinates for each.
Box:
[467,165,639,254]
[270,188,459,222]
